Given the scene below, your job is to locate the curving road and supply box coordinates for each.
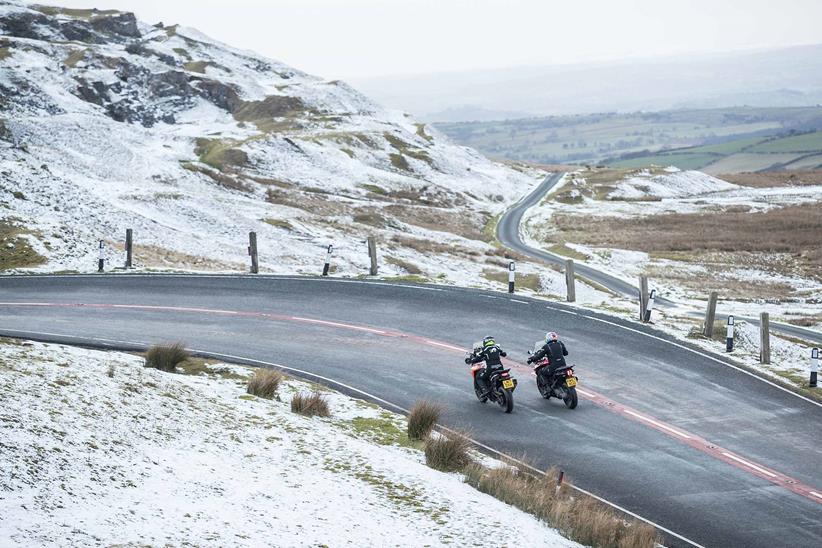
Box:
[1,274,821,548]
[498,172,822,345]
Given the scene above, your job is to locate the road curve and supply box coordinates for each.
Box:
[497,172,822,345]
[1,274,821,548]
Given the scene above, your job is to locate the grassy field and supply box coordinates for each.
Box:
[436,107,822,173]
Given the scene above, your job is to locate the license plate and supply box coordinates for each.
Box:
[502,379,515,389]
[566,378,577,387]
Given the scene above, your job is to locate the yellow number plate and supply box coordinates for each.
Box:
[502,379,515,389]
[566,378,577,387]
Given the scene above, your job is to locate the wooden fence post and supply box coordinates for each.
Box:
[125,228,133,269]
[760,312,770,364]
[248,231,259,274]
[565,260,576,302]
[703,292,718,338]
[367,236,378,276]
[638,276,648,321]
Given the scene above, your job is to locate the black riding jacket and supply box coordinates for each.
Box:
[532,340,568,369]
[469,344,507,368]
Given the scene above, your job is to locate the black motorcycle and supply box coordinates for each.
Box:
[470,360,517,413]
[531,355,578,409]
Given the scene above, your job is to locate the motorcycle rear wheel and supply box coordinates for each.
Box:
[563,387,578,409]
[497,388,514,413]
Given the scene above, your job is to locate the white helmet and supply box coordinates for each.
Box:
[546,331,558,342]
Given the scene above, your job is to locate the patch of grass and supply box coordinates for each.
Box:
[291,391,330,417]
[0,219,46,270]
[360,183,387,195]
[263,218,293,231]
[246,369,283,399]
[482,269,542,291]
[144,342,189,372]
[380,275,430,284]
[407,400,442,441]
[463,463,659,547]
[385,256,422,275]
[415,123,434,143]
[353,212,388,228]
[389,153,411,172]
[346,413,418,448]
[63,48,87,67]
[194,138,249,171]
[176,358,249,381]
[0,45,11,62]
[184,60,217,74]
[547,243,588,260]
[424,432,471,472]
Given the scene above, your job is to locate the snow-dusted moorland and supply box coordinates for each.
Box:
[0,0,574,293]
[0,338,581,547]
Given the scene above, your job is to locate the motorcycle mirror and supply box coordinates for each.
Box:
[527,350,533,355]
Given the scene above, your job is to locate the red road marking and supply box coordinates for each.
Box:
[3,300,821,505]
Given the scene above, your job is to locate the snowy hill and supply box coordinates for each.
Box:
[0,1,540,277]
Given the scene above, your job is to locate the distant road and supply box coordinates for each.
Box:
[497,172,822,345]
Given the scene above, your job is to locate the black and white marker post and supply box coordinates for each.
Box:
[644,289,656,322]
[726,315,735,352]
[322,244,333,276]
[811,348,819,388]
[507,261,516,293]
[97,240,105,272]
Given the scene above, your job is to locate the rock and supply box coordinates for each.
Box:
[90,13,141,40]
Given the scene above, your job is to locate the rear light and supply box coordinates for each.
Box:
[566,369,574,376]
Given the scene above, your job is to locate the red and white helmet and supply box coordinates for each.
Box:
[545,331,558,342]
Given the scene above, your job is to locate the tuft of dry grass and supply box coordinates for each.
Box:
[144,343,189,372]
[424,432,471,472]
[407,400,442,440]
[463,463,659,548]
[290,391,330,417]
[106,363,115,378]
[246,369,283,399]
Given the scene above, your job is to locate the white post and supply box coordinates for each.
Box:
[97,240,105,272]
[322,244,333,276]
[644,289,656,322]
[725,315,735,352]
[811,348,819,388]
[508,261,515,293]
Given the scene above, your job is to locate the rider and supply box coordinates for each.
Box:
[465,336,507,398]
[527,331,568,378]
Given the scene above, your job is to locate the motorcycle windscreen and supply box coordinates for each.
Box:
[533,340,543,353]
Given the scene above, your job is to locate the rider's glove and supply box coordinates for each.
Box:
[464,357,471,364]
[526,357,534,364]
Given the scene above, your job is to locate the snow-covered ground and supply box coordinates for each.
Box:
[0,338,580,547]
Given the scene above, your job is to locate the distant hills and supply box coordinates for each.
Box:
[354,44,822,122]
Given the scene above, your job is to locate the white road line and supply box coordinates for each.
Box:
[290,316,386,334]
[576,388,596,398]
[578,313,822,410]
[424,340,465,352]
[721,452,777,478]
[509,299,529,304]
[0,327,707,548]
[623,409,692,439]
[811,491,822,500]
[549,307,580,316]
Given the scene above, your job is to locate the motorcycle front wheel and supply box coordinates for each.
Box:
[497,388,514,413]
[563,387,578,409]
[537,375,551,399]
[474,379,487,403]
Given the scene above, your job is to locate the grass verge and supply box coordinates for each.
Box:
[247,369,283,399]
[144,343,189,372]
[407,400,442,440]
[291,391,330,417]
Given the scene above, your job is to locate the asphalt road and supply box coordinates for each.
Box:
[497,172,822,345]
[1,274,821,548]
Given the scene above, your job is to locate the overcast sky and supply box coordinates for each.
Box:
[44,0,822,80]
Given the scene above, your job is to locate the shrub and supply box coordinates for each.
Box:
[424,432,471,472]
[291,391,330,417]
[144,342,189,372]
[246,369,282,399]
[407,400,442,440]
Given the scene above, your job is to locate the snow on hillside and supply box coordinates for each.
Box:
[0,0,550,286]
[608,169,738,199]
[0,338,580,547]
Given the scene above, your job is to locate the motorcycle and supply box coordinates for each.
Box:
[468,356,517,413]
[529,352,578,409]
